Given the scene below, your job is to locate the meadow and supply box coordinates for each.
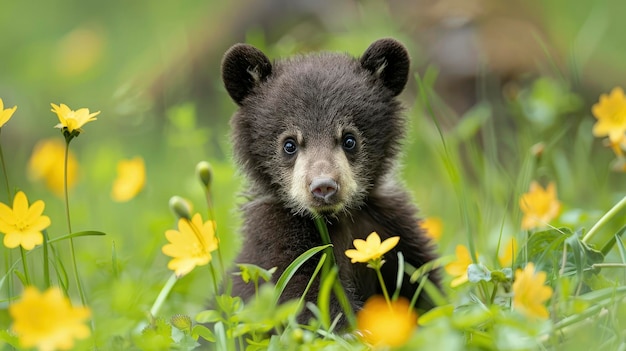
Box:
[1,1,625,350]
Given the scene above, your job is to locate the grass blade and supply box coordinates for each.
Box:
[273,244,331,306]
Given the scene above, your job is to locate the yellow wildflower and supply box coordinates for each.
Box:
[520,181,561,230]
[512,262,553,319]
[51,103,99,134]
[0,98,17,128]
[357,295,417,348]
[111,157,146,202]
[444,244,474,287]
[27,139,78,197]
[345,232,399,264]
[9,286,91,351]
[162,213,218,277]
[0,191,51,250]
[421,217,442,242]
[592,87,626,143]
[498,237,518,268]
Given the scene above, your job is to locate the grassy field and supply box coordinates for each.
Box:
[1,1,625,350]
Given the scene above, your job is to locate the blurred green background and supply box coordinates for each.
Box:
[1,0,625,341]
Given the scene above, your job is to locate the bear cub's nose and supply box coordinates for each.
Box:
[309,177,338,201]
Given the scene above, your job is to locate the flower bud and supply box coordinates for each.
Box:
[169,196,191,220]
[195,161,213,190]
[170,314,192,333]
[531,142,545,158]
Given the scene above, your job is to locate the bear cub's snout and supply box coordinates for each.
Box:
[309,177,338,201]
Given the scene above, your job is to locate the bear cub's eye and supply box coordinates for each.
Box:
[342,134,357,151]
[283,138,298,155]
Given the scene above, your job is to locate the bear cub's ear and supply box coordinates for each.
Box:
[222,44,272,105]
[360,38,410,96]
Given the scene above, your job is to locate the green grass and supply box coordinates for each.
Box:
[1,1,626,350]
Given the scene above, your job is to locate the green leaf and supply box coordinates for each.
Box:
[0,329,19,348]
[616,233,626,263]
[135,317,173,350]
[235,284,301,336]
[600,225,626,256]
[216,294,244,323]
[331,271,357,329]
[273,244,331,305]
[13,270,27,286]
[235,263,276,284]
[48,230,106,244]
[191,324,215,343]
[451,305,493,329]
[195,309,222,324]
[393,251,405,301]
[521,227,572,269]
[418,305,455,326]
[565,231,604,278]
[317,266,338,330]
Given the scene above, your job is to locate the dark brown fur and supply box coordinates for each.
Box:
[222,39,441,324]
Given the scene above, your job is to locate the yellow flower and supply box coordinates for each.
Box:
[345,232,400,264]
[9,286,91,351]
[421,217,442,242]
[512,262,553,319]
[27,139,78,197]
[592,87,626,143]
[162,213,218,277]
[520,181,561,230]
[0,98,17,128]
[51,103,99,134]
[0,191,51,250]
[357,295,417,348]
[444,244,473,287]
[111,157,146,202]
[498,237,518,268]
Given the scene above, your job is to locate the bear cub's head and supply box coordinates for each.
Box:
[222,39,410,216]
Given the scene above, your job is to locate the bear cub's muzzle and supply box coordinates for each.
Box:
[309,177,339,202]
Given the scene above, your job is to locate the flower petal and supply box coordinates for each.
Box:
[0,202,15,227]
[25,199,45,222]
[12,191,29,219]
[4,232,21,248]
[28,216,51,232]
[366,232,382,247]
[19,231,44,250]
[378,236,400,256]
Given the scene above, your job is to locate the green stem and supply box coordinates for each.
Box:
[313,217,336,272]
[0,130,11,203]
[375,266,391,308]
[63,140,86,305]
[582,195,626,244]
[149,273,178,316]
[204,190,226,281]
[4,248,12,302]
[0,135,13,300]
[313,217,356,329]
[43,230,50,288]
[208,262,219,297]
[19,247,31,285]
[591,263,626,269]
[489,282,499,305]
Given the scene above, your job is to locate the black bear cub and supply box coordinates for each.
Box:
[222,38,440,323]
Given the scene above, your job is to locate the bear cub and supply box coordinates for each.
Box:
[222,38,440,323]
